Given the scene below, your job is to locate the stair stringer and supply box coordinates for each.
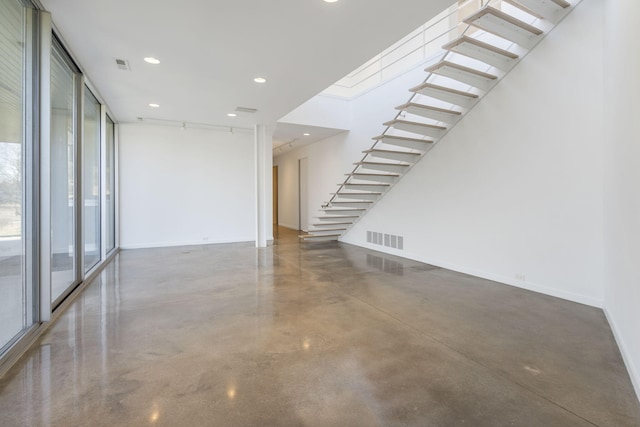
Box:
[302,0,580,242]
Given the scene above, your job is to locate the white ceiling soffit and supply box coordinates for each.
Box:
[273,122,348,154]
[40,0,453,129]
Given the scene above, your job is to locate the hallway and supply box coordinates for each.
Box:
[0,228,639,426]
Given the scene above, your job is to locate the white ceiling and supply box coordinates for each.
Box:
[273,122,348,154]
[40,0,452,130]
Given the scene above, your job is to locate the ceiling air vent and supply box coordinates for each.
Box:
[115,58,130,71]
[235,106,258,114]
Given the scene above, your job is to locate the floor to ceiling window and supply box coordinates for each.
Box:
[0,0,35,352]
[0,0,118,371]
[82,88,101,272]
[105,116,115,253]
[51,41,78,303]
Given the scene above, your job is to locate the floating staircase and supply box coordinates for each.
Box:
[301,0,576,242]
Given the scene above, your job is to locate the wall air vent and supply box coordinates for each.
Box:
[235,106,258,114]
[367,231,403,250]
[115,58,130,71]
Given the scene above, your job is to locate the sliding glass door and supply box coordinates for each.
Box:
[83,88,101,272]
[51,43,78,302]
[0,0,120,367]
[0,0,35,351]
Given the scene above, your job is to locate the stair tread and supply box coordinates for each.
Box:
[364,149,421,156]
[348,172,401,177]
[300,234,341,239]
[442,35,519,59]
[312,222,353,226]
[373,135,433,143]
[464,6,543,36]
[330,201,374,204]
[342,182,391,186]
[356,161,410,165]
[340,191,387,195]
[332,192,383,196]
[551,0,570,7]
[396,103,463,115]
[410,82,479,98]
[384,119,447,130]
[426,61,498,79]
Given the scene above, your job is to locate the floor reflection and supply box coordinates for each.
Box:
[366,253,404,276]
[0,227,638,426]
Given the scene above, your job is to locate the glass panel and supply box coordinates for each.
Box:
[0,0,26,349]
[83,89,100,272]
[51,46,76,301]
[105,116,115,252]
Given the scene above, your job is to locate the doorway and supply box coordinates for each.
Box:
[299,158,308,232]
[272,165,278,231]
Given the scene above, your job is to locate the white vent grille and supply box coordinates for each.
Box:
[235,106,258,113]
[115,58,130,71]
[367,231,403,250]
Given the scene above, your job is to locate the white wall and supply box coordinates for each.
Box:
[343,0,605,307]
[119,124,255,248]
[603,0,640,400]
[274,132,351,230]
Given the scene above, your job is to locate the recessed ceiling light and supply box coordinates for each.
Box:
[227,113,237,117]
[253,77,267,83]
[324,0,339,3]
[144,57,160,65]
[303,133,310,136]
[149,103,160,108]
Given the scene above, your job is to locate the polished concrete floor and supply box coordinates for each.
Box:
[0,227,639,427]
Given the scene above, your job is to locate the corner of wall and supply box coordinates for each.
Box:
[604,308,640,403]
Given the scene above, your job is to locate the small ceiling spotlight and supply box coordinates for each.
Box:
[253,77,267,83]
[149,103,160,108]
[303,133,310,136]
[324,0,339,3]
[144,57,160,64]
[227,113,237,117]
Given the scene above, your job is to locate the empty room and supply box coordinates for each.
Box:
[0,0,639,425]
